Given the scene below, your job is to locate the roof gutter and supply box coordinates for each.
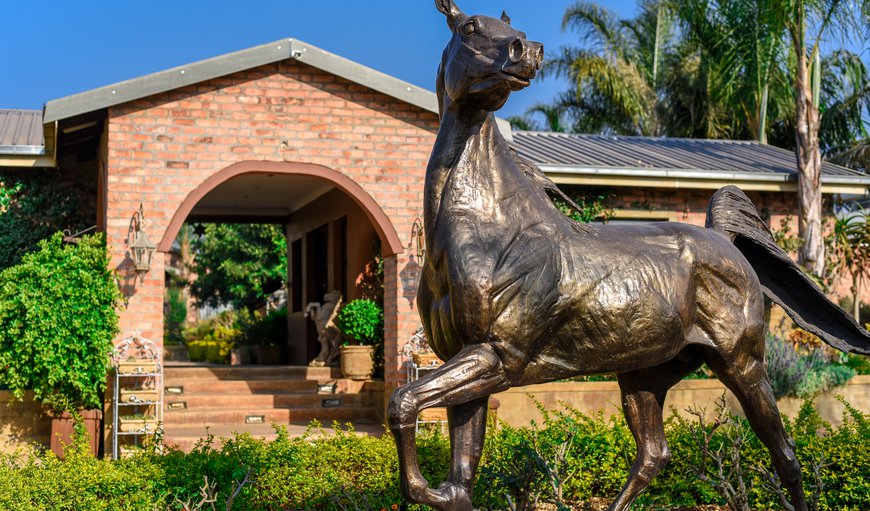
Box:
[0,121,57,168]
[541,164,870,195]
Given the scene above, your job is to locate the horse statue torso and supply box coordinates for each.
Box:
[418,111,748,384]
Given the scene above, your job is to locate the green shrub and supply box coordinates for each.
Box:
[0,401,867,510]
[336,299,383,346]
[164,286,187,345]
[0,170,95,272]
[236,307,288,347]
[187,339,232,364]
[0,233,120,412]
[844,352,870,375]
[765,333,856,398]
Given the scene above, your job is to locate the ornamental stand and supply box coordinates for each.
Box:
[111,332,163,459]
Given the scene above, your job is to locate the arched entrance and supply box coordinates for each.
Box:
[159,161,402,255]
[159,160,402,365]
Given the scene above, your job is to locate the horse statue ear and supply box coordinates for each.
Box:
[501,11,511,24]
[435,0,465,31]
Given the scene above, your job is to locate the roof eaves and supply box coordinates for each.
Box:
[0,145,45,156]
[44,40,296,123]
[43,38,442,124]
[538,164,870,186]
[289,40,438,115]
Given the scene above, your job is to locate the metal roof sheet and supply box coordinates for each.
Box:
[0,109,44,152]
[511,132,870,183]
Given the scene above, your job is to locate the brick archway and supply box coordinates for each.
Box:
[157,160,404,255]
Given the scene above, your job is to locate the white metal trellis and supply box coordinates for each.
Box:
[111,332,163,459]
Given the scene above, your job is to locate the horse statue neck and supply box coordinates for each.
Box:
[424,100,509,244]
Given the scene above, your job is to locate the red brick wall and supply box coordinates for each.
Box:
[608,187,799,226]
[105,60,438,385]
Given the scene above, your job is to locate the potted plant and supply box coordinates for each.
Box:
[0,233,120,457]
[335,299,383,380]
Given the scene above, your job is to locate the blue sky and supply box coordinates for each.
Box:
[0,0,637,119]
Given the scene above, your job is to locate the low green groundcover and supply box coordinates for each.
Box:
[0,401,867,510]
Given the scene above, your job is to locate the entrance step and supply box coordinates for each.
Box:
[161,364,383,451]
[161,421,386,452]
[165,390,372,409]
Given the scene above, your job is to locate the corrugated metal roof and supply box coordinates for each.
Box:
[0,109,44,151]
[511,132,869,182]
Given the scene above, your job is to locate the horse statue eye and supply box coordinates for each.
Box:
[461,22,475,35]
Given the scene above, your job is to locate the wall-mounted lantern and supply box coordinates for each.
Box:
[410,218,425,260]
[130,203,156,276]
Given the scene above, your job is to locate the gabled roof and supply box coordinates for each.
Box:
[44,38,439,123]
[511,132,870,194]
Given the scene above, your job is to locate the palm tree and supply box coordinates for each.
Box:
[542,1,666,136]
[545,0,795,140]
[827,206,870,320]
[507,102,570,132]
[775,0,869,276]
[666,0,792,142]
[820,50,870,171]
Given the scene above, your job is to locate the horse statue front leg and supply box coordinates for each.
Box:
[389,343,511,510]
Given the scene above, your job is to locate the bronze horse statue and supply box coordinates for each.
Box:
[388,2,870,510]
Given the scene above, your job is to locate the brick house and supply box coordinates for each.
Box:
[1,38,868,450]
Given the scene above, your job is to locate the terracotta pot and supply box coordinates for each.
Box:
[340,345,375,380]
[50,409,102,458]
[254,345,282,365]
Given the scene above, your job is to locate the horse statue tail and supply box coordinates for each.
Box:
[705,185,870,355]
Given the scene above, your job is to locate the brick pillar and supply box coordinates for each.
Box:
[383,249,425,409]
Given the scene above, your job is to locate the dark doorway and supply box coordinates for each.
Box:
[306,224,329,360]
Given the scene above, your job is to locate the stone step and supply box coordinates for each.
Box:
[164,364,342,382]
[162,405,377,426]
[166,379,320,395]
[164,391,370,410]
[161,421,386,452]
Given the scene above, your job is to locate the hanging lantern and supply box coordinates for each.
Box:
[130,204,156,275]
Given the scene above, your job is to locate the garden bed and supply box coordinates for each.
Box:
[0,400,866,510]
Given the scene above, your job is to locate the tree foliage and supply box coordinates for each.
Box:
[528,0,869,160]
[0,233,120,412]
[188,223,287,312]
[0,170,95,271]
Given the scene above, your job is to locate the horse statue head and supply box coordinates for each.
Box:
[435,0,543,114]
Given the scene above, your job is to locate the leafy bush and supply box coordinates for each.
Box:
[844,352,870,375]
[765,333,856,399]
[0,233,120,412]
[336,299,383,346]
[164,286,187,345]
[0,402,868,510]
[187,340,233,364]
[0,170,95,272]
[236,307,287,347]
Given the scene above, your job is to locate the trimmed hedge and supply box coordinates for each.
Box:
[0,402,867,510]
